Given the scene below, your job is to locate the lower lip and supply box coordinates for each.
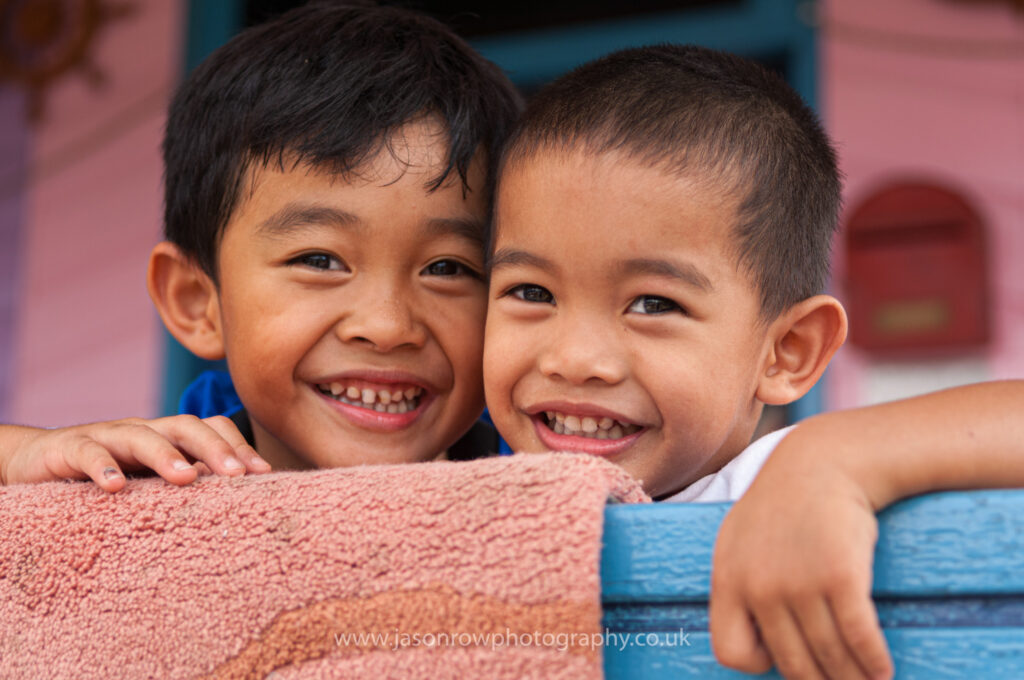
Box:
[316,388,428,432]
[532,416,643,457]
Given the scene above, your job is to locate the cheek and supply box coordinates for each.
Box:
[224,297,285,351]
[219,287,324,382]
[481,351,510,413]
[449,332,485,393]
[482,350,521,448]
[633,340,721,428]
[432,293,487,387]
[482,314,520,401]
[482,317,540,445]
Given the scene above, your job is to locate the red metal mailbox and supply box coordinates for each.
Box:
[842,182,989,356]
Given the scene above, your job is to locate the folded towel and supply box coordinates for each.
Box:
[0,453,648,679]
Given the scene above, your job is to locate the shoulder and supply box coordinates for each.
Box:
[178,370,243,418]
[662,425,797,503]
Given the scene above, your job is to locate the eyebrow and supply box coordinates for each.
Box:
[425,217,486,247]
[256,206,484,245]
[256,205,360,238]
[488,248,557,273]
[619,258,714,292]
[489,250,713,292]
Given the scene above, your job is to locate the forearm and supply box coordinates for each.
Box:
[775,380,1024,510]
[0,425,47,485]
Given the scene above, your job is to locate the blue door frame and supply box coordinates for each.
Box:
[162,0,824,422]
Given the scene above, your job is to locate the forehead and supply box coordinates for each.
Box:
[224,122,488,245]
[494,148,741,265]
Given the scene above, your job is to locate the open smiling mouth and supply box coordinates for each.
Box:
[316,381,424,413]
[541,411,641,440]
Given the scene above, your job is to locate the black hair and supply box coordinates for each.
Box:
[499,44,841,320]
[163,0,523,279]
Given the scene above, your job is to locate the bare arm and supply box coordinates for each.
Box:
[802,380,1024,510]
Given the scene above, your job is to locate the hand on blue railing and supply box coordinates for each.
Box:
[710,380,1024,679]
[709,419,893,680]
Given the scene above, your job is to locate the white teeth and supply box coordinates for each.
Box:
[544,410,638,440]
[320,382,421,413]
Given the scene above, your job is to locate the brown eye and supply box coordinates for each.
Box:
[628,296,682,315]
[422,259,480,279]
[509,284,554,304]
[291,252,346,271]
[424,260,460,276]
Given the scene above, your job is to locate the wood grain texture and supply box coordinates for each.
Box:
[601,490,1024,677]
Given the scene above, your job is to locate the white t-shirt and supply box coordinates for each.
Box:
[662,426,795,503]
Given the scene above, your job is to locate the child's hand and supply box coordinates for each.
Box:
[1,415,270,492]
[709,425,894,680]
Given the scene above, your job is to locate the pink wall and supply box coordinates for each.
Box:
[8,0,184,426]
[821,0,1024,408]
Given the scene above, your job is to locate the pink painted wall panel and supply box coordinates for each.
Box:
[821,0,1024,408]
[10,0,184,426]
[0,89,30,421]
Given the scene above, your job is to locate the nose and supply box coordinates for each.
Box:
[537,313,627,386]
[336,281,427,352]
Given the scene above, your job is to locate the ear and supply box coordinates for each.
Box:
[147,241,226,360]
[756,295,848,406]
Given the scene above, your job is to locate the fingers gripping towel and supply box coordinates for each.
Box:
[0,453,649,679]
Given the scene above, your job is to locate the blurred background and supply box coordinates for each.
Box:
[0,0,1021,429]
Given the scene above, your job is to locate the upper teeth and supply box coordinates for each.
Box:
[318,382,423,413]
[544,411,639,439]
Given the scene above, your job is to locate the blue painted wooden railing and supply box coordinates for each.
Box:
[600,490,1024,678]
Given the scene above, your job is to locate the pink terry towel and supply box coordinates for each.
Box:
[0,453,648,679]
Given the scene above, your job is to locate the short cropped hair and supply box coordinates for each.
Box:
[499,45,840,319]
[164,1,523,280]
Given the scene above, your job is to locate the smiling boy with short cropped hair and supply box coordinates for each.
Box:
[484,44,846,500]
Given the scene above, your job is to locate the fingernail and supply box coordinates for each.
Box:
[172,460,194,471]
[224,457,244,470]
[103,467,122,480]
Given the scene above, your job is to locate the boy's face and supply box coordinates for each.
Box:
[485,148,773,498]
[213,120,488,469]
